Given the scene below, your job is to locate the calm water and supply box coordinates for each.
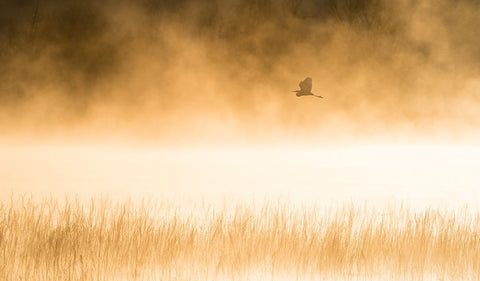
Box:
[1,143,480,206]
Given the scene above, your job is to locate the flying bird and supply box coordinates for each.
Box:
[292,77,323,98]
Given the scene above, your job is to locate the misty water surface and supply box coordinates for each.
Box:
[1,144,479,206]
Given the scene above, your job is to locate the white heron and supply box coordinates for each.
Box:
[292,77,323,98]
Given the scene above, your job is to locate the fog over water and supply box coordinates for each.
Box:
[1,0,480,203]
[1,0,480,143]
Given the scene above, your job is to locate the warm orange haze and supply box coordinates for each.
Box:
[1,0,480,280]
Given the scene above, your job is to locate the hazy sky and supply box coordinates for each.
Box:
[1,0,480,144]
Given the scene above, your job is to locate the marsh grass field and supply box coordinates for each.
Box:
[1,196,479,281]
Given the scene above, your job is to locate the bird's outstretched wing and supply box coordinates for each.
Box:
[299,77,312,93]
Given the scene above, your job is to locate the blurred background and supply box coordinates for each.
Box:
[1,0,480,205]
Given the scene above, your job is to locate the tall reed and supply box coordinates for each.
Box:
[1,196,479,280]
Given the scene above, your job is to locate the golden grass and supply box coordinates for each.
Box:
[1,196,480,281]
